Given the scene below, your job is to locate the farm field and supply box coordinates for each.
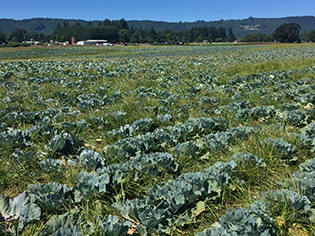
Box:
[0,43,315,235]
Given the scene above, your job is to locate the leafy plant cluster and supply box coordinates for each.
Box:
[198,154,315,236]
[0,149,181,235]
[0,190,132,235]
[0,45,315,235]
[103,117,226,161]
[113,153,265,234]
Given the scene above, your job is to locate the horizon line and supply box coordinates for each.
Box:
[0,15,314,23]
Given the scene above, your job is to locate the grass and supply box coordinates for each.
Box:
[0,43,315,235]
[223,57,315,77]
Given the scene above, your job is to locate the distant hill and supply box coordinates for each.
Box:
[1,16,315,39]
[128,16,315,38]
[0,18,94,36]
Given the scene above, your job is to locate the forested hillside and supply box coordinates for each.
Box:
[0,16,314,39]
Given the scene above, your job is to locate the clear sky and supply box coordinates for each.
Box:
[1,0,314,22]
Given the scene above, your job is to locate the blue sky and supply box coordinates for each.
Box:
[1,0,314,22]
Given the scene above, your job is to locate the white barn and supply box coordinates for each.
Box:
[76,40,108,45]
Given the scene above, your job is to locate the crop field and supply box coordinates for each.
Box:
[0,43,315,235]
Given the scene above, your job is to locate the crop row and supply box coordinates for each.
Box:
[1,45,315,235]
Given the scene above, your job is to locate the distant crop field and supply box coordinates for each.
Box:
[0,44,315,235]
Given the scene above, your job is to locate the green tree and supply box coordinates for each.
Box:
[137,28,146,43]
[165,30,174,43]
[302,30,315,42]
[103,19,111,26]
[208,27,218,42]
[273,23,301,43]
[130,31,140,43]
[242,32,272,42]
[91,26,119,42]
[63,21,70,27]
[227,27,235,42]
[52,22,70,41]
[0,29,6,44]
[7,29,28,42]
[87,21,93,27]
[149,26,157,42]
[29,31,45,41]
[180,31,190,43]
[118,29,130,42]
[217,27,227,41]
[196,36,203,43]
[309,30,315,42]
[119,19,129,29]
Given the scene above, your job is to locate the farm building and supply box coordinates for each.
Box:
[22,40,40,45]
[76,39,108,46]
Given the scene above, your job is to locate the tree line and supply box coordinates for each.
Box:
[47,18,237,44]
[0,19,314,46]
[241,23,309,43]
[0,19,236,45]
